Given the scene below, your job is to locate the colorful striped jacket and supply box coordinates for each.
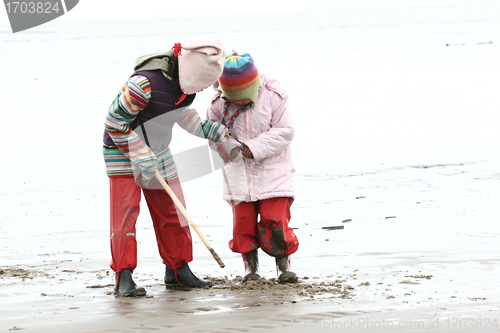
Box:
[103,71,226,181]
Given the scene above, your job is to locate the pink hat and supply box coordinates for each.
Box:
[173,40,225,95]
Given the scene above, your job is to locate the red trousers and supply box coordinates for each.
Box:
[109,176,192,273]
[229,197,299,257]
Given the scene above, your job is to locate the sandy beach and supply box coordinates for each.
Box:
[1,0,500,332]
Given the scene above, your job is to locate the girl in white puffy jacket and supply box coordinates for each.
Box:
[207,51,299,283]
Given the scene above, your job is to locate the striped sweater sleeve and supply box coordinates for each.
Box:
[104,75,157,178]
[177,108,228,142]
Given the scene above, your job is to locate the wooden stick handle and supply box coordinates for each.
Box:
[155,171,225,268]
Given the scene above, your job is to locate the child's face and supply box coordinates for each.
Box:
[227,98,252,107]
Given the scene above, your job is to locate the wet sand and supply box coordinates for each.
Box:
[2,159,500,333]
[2,157,500,333]
[2,259,499,333]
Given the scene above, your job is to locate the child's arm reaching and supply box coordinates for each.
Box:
[177,107,227,142]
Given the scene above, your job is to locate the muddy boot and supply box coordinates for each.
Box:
[164,263,211,288]
[242,249,260,282]
[275,256,298,284]
[115,269,146,296]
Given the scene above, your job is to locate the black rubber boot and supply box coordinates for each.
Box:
[276,256,298,284]
[242,249,260,282]
[164,263,211,288]
[115,269,146,296]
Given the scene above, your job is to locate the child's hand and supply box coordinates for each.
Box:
[230,147,241,161]
[241,143,253,159]
[217,142,242,163]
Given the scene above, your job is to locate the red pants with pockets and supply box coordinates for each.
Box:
[109,176,193,273]
[229,197,299,257]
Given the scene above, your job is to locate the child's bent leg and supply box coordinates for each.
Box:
[143,178,193,270]
[258,197,299,283]
[257,197,299,257]
[143,179,209,288]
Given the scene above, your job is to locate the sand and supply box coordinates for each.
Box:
[1,258,497,333]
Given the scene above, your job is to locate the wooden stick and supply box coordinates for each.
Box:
[155,170,225,268]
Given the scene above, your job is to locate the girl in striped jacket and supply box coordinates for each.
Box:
[103,40,227,296]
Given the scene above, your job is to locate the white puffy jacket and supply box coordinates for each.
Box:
[207,74,295,203]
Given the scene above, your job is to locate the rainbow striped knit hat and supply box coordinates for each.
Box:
[219,51,260,104]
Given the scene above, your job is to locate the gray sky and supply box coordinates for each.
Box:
[0,0,461,27]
